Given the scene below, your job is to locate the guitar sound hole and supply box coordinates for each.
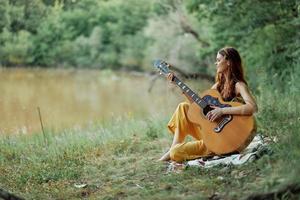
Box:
[203,105,213,116]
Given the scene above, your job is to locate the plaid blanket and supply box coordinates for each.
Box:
[167,134,272,172]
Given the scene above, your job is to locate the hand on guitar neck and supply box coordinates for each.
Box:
[166,72,175,83]
[167,72,194,103]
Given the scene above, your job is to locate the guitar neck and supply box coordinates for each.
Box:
[172,76,208,109]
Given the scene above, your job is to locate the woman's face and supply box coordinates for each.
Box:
[215,53,228,73]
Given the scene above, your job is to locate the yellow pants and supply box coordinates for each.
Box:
[167,102,213,162]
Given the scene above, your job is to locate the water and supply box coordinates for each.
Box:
[0,68,210,135]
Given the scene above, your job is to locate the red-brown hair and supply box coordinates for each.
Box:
[216,47,247,101]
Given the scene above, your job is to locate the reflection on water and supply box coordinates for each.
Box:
[0,68,210,135]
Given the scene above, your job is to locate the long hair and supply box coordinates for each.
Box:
[216,47,247,101]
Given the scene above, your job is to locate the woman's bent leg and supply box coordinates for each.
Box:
[170,140,213,162]
[168,102,202,140]
[158,128,181,161]
[159,102,203,161]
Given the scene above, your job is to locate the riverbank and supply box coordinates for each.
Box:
[0,88,299,199]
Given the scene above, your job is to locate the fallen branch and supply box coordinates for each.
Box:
[171,0,210,47]
[179,16,210,47]
[148,64,214,93]
[0,188,24,200]
[169,65,214,82]
[148,74,160,93]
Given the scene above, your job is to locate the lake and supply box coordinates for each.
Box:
[0,68,211,135]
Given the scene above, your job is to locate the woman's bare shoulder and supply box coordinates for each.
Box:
[235,81,248,93]
[235,81,247,87]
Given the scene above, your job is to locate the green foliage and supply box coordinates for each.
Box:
[0,29,33,65]
[23,0,48,33]
[0,0,10,32]
[0,0,152,69]
[145,119,160,140]
[0,0,298,89]
[91,0,151,69]
[186,0,299,91]
[143,7,204,73]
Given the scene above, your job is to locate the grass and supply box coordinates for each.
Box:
[0,90,299,200]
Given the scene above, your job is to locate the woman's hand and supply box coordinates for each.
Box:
[166,72,175,83]
[206,106,224,122]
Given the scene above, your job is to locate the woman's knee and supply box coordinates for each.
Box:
[177,102,189,111]
[170,144,185,162]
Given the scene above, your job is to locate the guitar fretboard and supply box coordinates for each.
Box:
[173,76,208,109]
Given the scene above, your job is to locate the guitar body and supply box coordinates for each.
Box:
[187,89,256,155]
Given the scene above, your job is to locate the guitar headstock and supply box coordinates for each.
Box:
[153,59,170,76]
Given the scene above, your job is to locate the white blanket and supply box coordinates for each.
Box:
[167,134,272,172]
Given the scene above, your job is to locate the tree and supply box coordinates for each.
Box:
[186,0,300,91]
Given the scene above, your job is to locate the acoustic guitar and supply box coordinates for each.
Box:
[153,59,256,154]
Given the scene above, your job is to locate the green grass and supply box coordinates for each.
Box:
[0,91,299,200]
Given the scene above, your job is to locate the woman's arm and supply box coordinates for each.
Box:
[222,82,258,115]
[207,82,257,121]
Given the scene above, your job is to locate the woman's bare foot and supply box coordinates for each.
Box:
[158,150,171,162]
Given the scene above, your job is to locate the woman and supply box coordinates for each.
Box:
[159,47,258,162]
